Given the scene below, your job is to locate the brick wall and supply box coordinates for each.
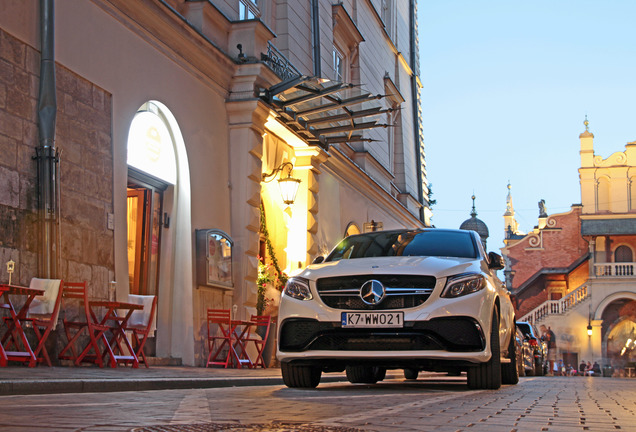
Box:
[0,28,113,297]
[505,207,589,293]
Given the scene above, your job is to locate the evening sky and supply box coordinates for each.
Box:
[419,0,636,252]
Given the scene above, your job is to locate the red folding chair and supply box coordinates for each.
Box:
[1,278,63,366]
[123,295,157,368]
[242,315,272,368]
[58,281,109,367]
[206,309,233,368]
[24,279,63,366]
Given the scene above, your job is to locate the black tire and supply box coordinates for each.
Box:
[281,362,321,388]
[534,357,544,376]
[404,368,419,380]
[467,308,502,390]
[502,331,519,385]
[375,367,387,382]
[346,365,382,384]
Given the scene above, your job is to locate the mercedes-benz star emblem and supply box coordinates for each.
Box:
[360,279,386,305]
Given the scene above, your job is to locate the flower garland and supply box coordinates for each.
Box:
[257,204,288,315]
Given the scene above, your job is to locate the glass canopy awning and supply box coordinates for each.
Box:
[259,76,392,149]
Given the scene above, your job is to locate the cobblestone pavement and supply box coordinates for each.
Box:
[0,376,634,432]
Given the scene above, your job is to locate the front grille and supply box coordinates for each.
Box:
[279,317,484,352]
[316,275,436,310]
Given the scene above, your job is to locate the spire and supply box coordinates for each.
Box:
[504,181,513,216]
[503,182,521,242]
[579,114,594,139]
[460,194,489,249]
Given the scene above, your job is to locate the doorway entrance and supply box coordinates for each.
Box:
[127,168,167,296]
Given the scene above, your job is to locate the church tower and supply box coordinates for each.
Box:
[503,182,522,245]
[460,195,489,250]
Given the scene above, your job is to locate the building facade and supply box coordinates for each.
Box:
[502,121,636,372]
[0,0,428,365]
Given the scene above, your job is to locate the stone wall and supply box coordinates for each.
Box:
[0,28,113,296]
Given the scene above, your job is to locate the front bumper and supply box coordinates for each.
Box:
[277,284,496,366]
[279,316,485,352]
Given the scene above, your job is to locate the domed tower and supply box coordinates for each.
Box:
[460,195,489,250]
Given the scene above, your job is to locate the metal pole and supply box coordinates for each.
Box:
[311,0,321,77]
[36,0,59,278]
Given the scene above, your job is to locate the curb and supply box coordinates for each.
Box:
[0,374,360,396]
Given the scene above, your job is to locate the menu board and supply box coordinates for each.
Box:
[196,229,233,287]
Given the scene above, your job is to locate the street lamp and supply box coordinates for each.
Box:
[587,322,593,337]
[262,161,301,205]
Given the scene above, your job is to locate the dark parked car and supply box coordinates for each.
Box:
[516,327,534,376]
[516,321,547,376]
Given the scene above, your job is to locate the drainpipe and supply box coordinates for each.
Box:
[35,0,59,278]
[311,0,321,77]
[409,0,426,223]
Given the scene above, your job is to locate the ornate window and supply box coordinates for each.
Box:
[239,0,259,20]
[332,4,364,84]
[596,177,610,212]
[333,46,345,82]
[615,245,633,263]
[630,176,636,211]
[381,0,395,42]
[344,222,361,237]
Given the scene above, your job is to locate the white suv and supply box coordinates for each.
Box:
[277,228,519,389]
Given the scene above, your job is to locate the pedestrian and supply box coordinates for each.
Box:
[585,361,593,376]
[579,360,587,375]
[592,361,601,375]
[558,359,565,376]
[540,324,557,375]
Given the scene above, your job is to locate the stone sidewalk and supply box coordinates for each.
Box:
[0,365,412,396]
[0,365,294,395]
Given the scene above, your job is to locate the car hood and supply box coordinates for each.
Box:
[299,256,482,281]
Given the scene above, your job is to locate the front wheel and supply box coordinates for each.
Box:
[501,331,519,385]
[346,365,383,384]
[467,308,502,390]
[404,368,419,380]
[281,362,321,388]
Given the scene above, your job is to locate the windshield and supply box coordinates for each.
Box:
[325,230,478,261]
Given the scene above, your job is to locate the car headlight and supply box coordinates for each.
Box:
[441,273,486,298]
[283,277,313,301]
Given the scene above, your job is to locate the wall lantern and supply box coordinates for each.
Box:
[262,161,301,205]
[587,321,593,337]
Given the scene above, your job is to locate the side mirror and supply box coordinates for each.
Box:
[488,252,505,270]
[312,255,325,264]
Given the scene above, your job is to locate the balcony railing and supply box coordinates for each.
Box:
[594,262,636,277]
[519,283,589,326]
[261,42,301,81]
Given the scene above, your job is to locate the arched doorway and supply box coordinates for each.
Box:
[600,298,636,370]
[126,100,194,364]
[127,104,177,296]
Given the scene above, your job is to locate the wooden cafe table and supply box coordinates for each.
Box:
[76,300,143,368]
[0,283,45,367]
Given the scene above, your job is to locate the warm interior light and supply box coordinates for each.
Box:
[278,175,301,205]
[262,161,301,205]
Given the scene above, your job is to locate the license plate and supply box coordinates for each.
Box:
[341,312,404,328]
